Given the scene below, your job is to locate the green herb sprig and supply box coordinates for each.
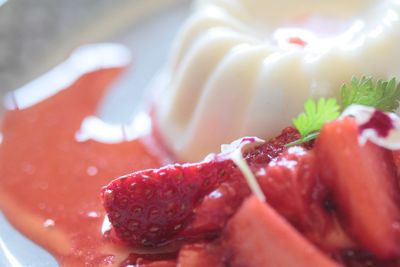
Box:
[341,76,400,111]
[287,76,400,146]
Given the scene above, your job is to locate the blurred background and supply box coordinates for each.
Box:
[0,0,189,112]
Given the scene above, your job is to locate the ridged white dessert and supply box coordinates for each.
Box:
[155,0,400,162]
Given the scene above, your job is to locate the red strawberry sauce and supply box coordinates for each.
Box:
[359,110,394,138]
[0,67,165,266]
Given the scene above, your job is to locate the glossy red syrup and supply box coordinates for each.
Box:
[0,67,164,266]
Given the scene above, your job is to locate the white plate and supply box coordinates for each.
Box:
[0,1,189,266]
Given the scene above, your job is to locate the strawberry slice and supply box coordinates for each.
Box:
[224,195,342,267]
[186,179,250,235]
[392,151,400,176]
[256,146,354,252]
[102,159,239,248]
[101,127,301,248]
[315,117,400,259]
[243,126,305,166]
[257,146,320,229]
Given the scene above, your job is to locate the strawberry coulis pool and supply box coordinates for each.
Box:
[0,47,168,266]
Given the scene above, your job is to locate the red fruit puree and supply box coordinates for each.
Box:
[359,110,394,138]
[0,65,165,265]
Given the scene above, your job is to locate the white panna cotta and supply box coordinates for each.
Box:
[155,0,400,162]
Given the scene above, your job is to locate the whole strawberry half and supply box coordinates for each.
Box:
[102,159,238,248]
[101,127,301,248]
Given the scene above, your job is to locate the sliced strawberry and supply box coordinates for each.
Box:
[177,242,227,267]
[392,151,400,177]
[101,127,302,248]
[256,146,319,228]
[256,146,354,252]
[243,126,304,166]
[224,195,342,267]
[315,117,400,259]
[102,159,238,248]
[186,179,250,235]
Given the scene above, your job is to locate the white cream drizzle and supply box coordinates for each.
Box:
[341,104,400,150]
[213,136,266,201]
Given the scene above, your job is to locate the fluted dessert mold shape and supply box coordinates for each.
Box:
[155,0,400,161]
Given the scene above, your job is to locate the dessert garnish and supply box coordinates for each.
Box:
[288,76,400,146]
[288,98,340,146]
[340,77,400,112]
[341,105,400,150]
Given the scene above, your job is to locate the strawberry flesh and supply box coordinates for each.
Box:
[392,151,400,177]
[224,196,341,267]
[243,126,304,166]
[102,159,238,247]
[256,146,354,252]
[315,117,400,259]
[184,179,250,236]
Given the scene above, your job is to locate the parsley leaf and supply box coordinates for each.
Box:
[287,77,400,147]
[341,76,400,112]
[287,98,340,146]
